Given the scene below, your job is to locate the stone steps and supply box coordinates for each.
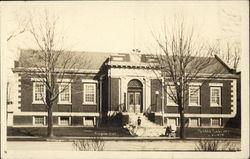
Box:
[124,114,166,137]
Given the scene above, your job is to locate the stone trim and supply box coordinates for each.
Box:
[17,74,21,113]
[14,112,100,116]
[155,113,236,118]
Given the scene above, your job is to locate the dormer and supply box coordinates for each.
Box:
[110,53,130,62]
[141,54,158,63]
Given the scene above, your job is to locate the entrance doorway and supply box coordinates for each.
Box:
[127,79,142,113]
[128,92,141,113]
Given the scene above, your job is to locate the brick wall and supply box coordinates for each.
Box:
[151,79,162,112]
[164,80,233,115]
[110,78,119,111]
[20,74,99,113]
[13,116,33,125]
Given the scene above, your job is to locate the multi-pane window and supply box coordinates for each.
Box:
[166,86,177,106]
[210,87,221,106]
[33,82,45,103]
[83,84,96,104]
[83,117,96,126]
[34,116,46,125]
[167,118,179,126]
[189,118,200,127]
[59,83,71,104]
[189,86,200,106]
[211,118,222,127]
[59,116,71,126]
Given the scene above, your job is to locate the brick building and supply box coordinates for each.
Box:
[9,49,239,128]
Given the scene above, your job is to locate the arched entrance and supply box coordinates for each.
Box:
[127,79,143,113]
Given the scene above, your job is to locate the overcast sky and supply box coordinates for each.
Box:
[3,1,247,53]
[1,1,248,75]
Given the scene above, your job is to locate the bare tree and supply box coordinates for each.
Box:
[215,41,240,70]
[16,9,87,137]
[216,7,241,70]
[7,10,29,42]
[150,16,224,139]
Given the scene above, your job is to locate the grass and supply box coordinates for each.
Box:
[7,127,131,137]
[7,127,241,138]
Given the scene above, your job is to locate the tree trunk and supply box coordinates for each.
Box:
[47,105,54,137]
[179,109,185,139]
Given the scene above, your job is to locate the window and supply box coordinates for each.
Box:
[34,116,46,125]
[58,83,71,104]
[189,86,200,106]
[211,118,222,127]
[166,86,177,106]
[83,84,96,104]
[33,82,45,103]
[210,87,221,106]
[167,118,179,126]
[59,116,71,126]
[83,117,96,126]
[189,118,200,127]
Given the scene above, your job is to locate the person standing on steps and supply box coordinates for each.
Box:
[137,116,141,126]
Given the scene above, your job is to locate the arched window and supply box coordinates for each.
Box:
[128,79,142,89]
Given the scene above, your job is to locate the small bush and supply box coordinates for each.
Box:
[220,140,241,151]
[195,139,221,151]
[195,139,240,151]
[73,136,105,151]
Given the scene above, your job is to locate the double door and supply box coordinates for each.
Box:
[128,91,142,113]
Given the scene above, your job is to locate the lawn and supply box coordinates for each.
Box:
[7,127,241,138]
[7,127,131,137]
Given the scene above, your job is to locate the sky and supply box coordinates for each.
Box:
[3,1,247,52]
[1,1,248,70]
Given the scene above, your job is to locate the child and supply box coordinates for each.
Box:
[137,116,141,126]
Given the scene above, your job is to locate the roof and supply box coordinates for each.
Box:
[17,49,113,70]
[15,49,235,75]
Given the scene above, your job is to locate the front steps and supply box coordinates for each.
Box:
[124,113,165,137]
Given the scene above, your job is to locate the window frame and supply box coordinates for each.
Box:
[33,82,46,104]
[83,83,97,105]
[33,116,46,126]
[58,116,71,126]
[210,118,222,127]
[189,118,200,127]
[166,85,178,106]
[210,87,222,107]
[166,117,179,126]
[58,82,72,104]
[188,86,201,106]
[83,116,96,126]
